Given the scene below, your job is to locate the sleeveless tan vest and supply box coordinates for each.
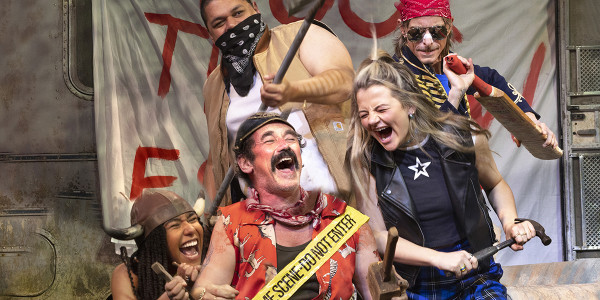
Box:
[203,21,352,206]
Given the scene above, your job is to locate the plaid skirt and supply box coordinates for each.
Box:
[406,240,507,300]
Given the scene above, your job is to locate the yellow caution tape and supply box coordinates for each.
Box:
[252,206,369,300]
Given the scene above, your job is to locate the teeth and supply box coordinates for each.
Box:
[278,157,292,163]
[374,127,388,132]
[181,240,197,248]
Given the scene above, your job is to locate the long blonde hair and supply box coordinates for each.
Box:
[347,51,489,202]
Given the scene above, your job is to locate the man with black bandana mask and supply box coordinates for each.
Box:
[199,0,355,208]
[215,13,266,97]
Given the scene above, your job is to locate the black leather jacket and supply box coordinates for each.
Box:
[369,128,497,286]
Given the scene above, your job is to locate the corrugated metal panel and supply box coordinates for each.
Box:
[0,0,115,298]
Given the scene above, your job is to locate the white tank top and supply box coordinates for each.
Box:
[226,72,339,196]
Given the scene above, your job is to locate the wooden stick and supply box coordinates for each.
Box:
[151,262,173,282]
[445,55,563,160]
[383,227,398,282]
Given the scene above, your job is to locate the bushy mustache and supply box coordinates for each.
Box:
[271,148,299,172]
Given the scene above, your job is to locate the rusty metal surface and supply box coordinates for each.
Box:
[560,0,600,261]
[0,0,95,154]
[0,0,117,299]
[502,259,600,299]
[502,258,600,286]
[506,283,600,300]
[0,163,117,299]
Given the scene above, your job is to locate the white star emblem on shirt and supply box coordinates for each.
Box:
[407,157,431,180]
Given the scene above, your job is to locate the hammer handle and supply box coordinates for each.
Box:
[210,0,328,213]
[258,0,326,112]
[209,167,236,217]
[473,238,515,262]
[151,262,173,282]
[272,0,325,85]
[383,227,399,282]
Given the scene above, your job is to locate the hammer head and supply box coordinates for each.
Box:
[367,262,408,300]
[515,218,552,246]
[284,0,315,16]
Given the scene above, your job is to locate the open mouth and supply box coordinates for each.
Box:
[374,126,393,143]
[275,157,296,171]
[179,239,199,258]
[271,150,299,173]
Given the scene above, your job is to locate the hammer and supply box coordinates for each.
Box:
[151,262,173,282]
[473,218,552,262]
[152,262,194,299]
[368,227,409,300]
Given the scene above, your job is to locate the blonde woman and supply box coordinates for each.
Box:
[347,52,534,299]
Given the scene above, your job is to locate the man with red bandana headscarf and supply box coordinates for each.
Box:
[393,0,558,150]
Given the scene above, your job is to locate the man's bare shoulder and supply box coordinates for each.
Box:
[271,20,337,40]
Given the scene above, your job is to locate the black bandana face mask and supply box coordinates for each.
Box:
[215,13,266,97]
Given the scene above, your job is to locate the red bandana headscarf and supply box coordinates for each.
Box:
[394,0,452,22]
[245,187,326,227]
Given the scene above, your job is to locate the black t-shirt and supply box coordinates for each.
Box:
[276,242,320,299]
[394,136,463,248]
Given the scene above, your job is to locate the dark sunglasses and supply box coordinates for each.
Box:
[406,26,448,42]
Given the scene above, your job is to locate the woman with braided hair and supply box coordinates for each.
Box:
[111,190,203,300]
[347,51,536,299]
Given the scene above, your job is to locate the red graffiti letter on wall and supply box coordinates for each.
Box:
[338,0,400,38]
[522,42,546,106]
[145,13,219,97]
[130,146,180,200]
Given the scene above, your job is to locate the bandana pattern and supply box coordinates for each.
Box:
[215,14,266,96]
[394,0,452,22]
[245,187,327,227]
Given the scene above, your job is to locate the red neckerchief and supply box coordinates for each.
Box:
[245,187,325,227]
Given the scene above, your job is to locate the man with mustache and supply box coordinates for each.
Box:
[200,0,354,207]
[393,0,557,149]
[184,112,381,300]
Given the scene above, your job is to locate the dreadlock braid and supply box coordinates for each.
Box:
[119,246,140,300]
[135,226,170,299]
